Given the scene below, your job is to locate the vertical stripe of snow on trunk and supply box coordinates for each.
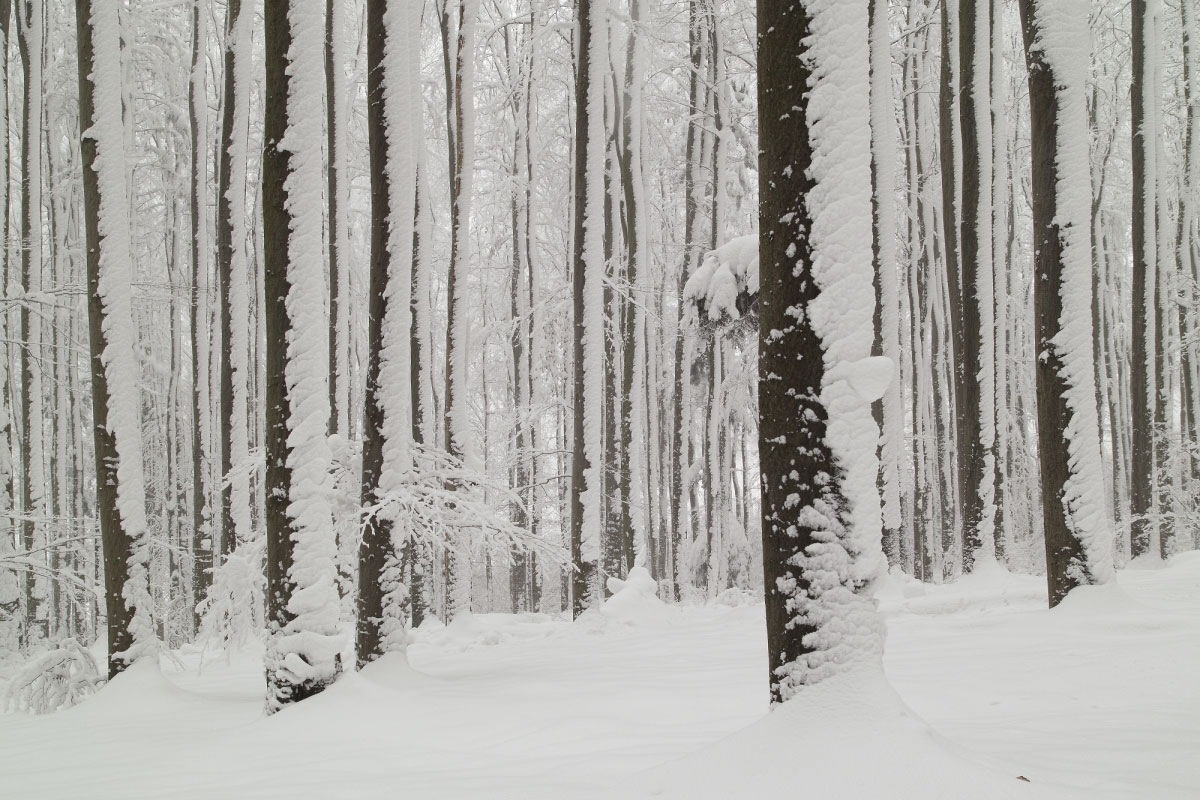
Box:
[83,0,154,664]
[377,0,420,652]
[267,0,341,702]
[1028,0,1115,587]
[805,0,887,657]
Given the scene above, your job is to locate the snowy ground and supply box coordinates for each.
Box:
[2,554,1197,799]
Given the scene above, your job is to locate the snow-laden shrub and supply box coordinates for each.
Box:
[3,639,104,714]
[196,542,265,657]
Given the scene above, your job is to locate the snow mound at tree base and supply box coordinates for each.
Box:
[596,567,677,626]
[642,665,1080,799]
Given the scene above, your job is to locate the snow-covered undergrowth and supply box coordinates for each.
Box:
[2,554,1197,799]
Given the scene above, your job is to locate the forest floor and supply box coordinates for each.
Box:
[1,553,1197,799]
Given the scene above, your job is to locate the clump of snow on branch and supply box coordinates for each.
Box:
[3,639,104,714]
[363,445,568,570]
[196,543,265,657]
[1030,0,1115,585]
[683,234,759,328]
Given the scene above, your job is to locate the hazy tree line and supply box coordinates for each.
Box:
[0,0,1194,710]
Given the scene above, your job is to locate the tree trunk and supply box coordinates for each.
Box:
[76,0,154,678]
[758,0,883,702]
[1129,0,1156,559]
[357,0,419,667]
[571,0,608,617]
[1018,0,1115,606]
[958,0,995,569]
[262,0,340,710]
[189,0,211,635]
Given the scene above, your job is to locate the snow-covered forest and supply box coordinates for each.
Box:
[1,0,1198,796]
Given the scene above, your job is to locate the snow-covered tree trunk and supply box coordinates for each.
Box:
[669,0,705,601]
[570,0,608,617]
[508,15,535,613]
[868,0,903,568]
[357,0,419,667]
[1181,0,1200,505]
[1129,0,1157,560]
[76,0,155,678]
[443,0,477,622]
[262,0,341,710]
[617,0,647,582]
[407,154,434,627]
[188,0,211,633]
[16,0,46,645]
[325,0,346,437]
[758,0,886,702]
[991,0,1010,562]
[959,0,996,568]
[216,0,252,559]
[1017,0,1115,606]
[0,0,14,651]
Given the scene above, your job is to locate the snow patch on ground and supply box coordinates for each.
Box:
[2,557,1197,798]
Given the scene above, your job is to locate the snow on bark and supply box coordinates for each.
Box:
[759,0,887,701]
[83,0,155,663]
[869,0,903,542]
[265,0,342,703]
[446,0,477,463]
[990,0,1010,560]
[968,0,996,563]
[1026,0,1115,587]
[374,0,421,654]
[227,1,253,547]
[19,0,47,628]
[0,15,9,637]
[800,4,888,683]
[580,0,609,595]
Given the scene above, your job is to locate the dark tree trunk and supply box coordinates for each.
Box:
[76,0,144,679]
[216,0,241,558]
[356,0,394,667]
[571,0,603,617]
[758,0,844,703]
[1018,0,1096,606]
[262,0,337,707]
[1129,0,1155,559]
[189,0,210,635]
[958,0,988,569]
[669,0,705,601]
[326,0,341,436]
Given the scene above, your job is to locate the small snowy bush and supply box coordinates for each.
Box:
[3,639,104,714]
